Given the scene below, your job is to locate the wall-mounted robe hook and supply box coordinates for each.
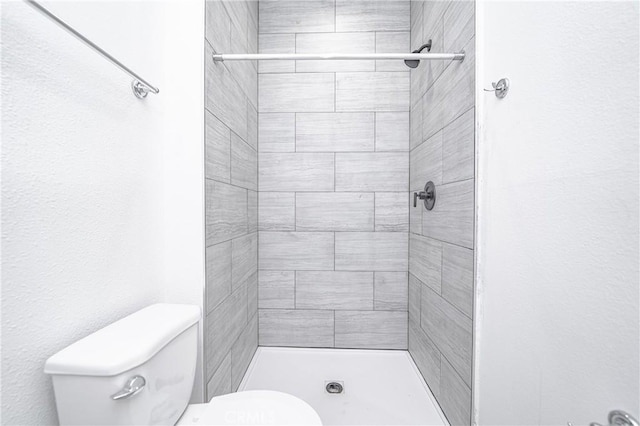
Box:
[484,78,509,98]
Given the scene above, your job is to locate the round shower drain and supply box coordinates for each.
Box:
[325,382,344,394]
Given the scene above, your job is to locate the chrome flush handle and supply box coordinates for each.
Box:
[111,375,146,400]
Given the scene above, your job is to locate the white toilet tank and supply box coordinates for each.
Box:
[44,304,201,425]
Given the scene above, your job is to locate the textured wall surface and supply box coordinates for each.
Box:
[204,0,259,401]
[257,0,411,350]
[0,1,202,423]
[408,1,475,425]
[475,2,639,425]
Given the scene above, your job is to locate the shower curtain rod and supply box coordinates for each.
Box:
[212,52,465,62]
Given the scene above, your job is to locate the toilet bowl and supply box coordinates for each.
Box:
[178,390,321,425]
[44,304,322,425]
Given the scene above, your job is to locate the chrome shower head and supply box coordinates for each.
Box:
[404,40,432,69]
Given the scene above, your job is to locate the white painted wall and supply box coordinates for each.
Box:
[1,1,205,423]
[474,2,639,425]
[161,0,206,403]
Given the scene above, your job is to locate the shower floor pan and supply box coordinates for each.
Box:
[238,347,447,426]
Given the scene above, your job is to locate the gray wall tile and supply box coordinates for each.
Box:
[421,286,472,387]
[421,77,446,141]
[375,32,410,72]
[411,130,442,190]
[336,0,410,32]
[296,192,374,231]
[259,73,335,112]
[231,134,257,191]
[259,192,295,231]
[335,232,408,271]
[410,99,423,150]
[374,272,408,310]
[418,2,445,95]
[259,271,295,309]
[443,0,474,53]
[247,272,258,317]
[408,273,422,323]
[423,0,448,37]
[296,113,375,152]
[232,233,258,290]
[206,180,248,246]
[442,243,474,318]
[258,113,295,153]
[335,311,408,349]
[440,356,472,426]
[409,233,442,293]
[409,2,475,423]
[206,1,231,53]
[422,179,474,248]
[247,104,258,151]
[206,241,232,313]
[206,45,247,141]
[296,271,374,310]
[259,309,334,347]
[259,33,295,73]
[206,353,232,399]
[296,32,375,72]
[259,232,335,270]
[248,1,258,53]
[205,0,258,401]
[231,314,258,391]
[336,72,410,112]
[255,0,417,352]
[409,319,441,396]
[335,153,408,191]
[376,112,410,152]
[205,285,248,380]
[205,111,231,183]
[260,153,335,191]
[441,38,475,129]
[259,0,335,34]
[375,192,409,232]
[410,0,423,36]
[443,108,474,184]
[248,191,258,233]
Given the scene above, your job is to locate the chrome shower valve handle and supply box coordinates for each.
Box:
[413,181,436,210]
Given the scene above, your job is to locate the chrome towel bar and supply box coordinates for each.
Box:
[24,0,159,99]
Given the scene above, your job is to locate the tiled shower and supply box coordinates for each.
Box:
[204,0,475,424]
[257,0,411,350]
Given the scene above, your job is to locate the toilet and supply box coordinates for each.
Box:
[44,304,322,425]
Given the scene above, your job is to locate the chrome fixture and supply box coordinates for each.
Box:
[484,78,509,99]
[325,381,344,394]
[414,181,436,210]
[111,375,146,400]
[404,40,432,68]
[588,410,639,426]
[24,0,159,99]
[211,51,465,62]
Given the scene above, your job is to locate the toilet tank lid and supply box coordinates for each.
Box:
[44,304,200,376]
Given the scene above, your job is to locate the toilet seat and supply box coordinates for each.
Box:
[177,390,322,425]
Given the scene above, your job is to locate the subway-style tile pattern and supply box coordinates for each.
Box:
[408,1,475,425]
[204,0,258,402]
[258,0,411,351]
